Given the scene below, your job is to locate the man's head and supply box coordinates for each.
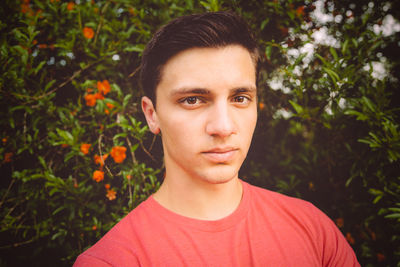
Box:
[140,11,259,104]
[141,12,259,185]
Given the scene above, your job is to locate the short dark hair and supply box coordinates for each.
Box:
[140,11,259,104]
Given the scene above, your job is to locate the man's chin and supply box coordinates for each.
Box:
[196,168,239,185]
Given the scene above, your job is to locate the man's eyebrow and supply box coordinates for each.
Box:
[230,86,257,94]
[170,88,211,97]
[170,86,256,97]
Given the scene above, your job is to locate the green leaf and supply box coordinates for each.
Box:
[52,206,65,216]
[373,195,383,204]
[351,38,358,48]
[387,207,400,213]
[56,128,74,143]
[34,61,46,75]
[13,45,29,66]
[315,53,328,66]
[123,94,132,108]
[49,187,59,197]
[38,156,47,169]
[341,39,349,55]
[344,110,368,121]
[385,214,400,219]
[265,45,272,60]
[261,19,270,30]
[322,67,339,83]
[361,96,376,112]
[113,132,128,142]
[330,47,338,61]
[294,53,307,66]
[44,80,56,91]
[289,100,303,114]
[131,143,139,152]
[123,45,144,53]
[51,230,66,241]
[10,105,33,114]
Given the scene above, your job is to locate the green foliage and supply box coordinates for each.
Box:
[0,0,399,266]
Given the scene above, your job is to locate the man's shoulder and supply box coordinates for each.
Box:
[245,181,331,230]
[100,196,155,239]
[73,198,153,266]
[246,181,316,211]
[244,181,360,266]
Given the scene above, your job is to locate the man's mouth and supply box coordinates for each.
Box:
[201,147,238,163]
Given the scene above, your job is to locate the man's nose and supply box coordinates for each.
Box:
[205,102,237,137]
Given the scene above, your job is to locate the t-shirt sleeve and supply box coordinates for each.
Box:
[73,254,113,267]
[72,220,141,267]
[310,203,360,267]
[73,249,140,267]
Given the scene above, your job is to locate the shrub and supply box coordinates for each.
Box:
[0,0,399,265]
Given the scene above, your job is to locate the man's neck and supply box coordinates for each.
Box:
[152,175,243,221]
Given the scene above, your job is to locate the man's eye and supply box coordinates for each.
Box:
[179,96,203,106]
[234,96,250,103]
[185,96,198,105]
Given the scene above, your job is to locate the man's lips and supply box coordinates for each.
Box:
[201,147,238,163]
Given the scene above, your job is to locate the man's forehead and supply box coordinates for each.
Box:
[155,45,257,96]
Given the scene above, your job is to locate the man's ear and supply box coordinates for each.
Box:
[141,96,160,134]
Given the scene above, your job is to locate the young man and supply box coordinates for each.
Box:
[74,12,360,266]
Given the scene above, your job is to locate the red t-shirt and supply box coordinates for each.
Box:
[74,181,360,266]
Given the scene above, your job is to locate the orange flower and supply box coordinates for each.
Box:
[2,137,7,144]
[377,253,385,262]
[258,102,265,110]
[67,2,75,10]
[21,3,30,13]
[296,6,305,17]
[32,40,37,45]
[83,27,94,39]
[36,9,43,18]
[93,170,104,182]
[104,183,110,189]
[126,174,132,180]
[84,93,97,106]
[97,80,111,95]
[110,146,127,163]
[4,152,13,163]
[61,143,69,148]
[86,88,93,93]
[308,181,315,191]
[370,231,376,241]
[335,218,344,228]
[105,103,114,115]
[128,7,136,16]
[80,143,91,155]
[94,92,104,100]
[38,44,48,49]
[345,232,355,245]
[92,225,97,231]
[94,154,108,166]
[106,188,117,200]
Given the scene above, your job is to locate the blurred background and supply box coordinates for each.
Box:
[0,0,399,266]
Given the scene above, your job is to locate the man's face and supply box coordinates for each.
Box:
[142,45,257,185]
